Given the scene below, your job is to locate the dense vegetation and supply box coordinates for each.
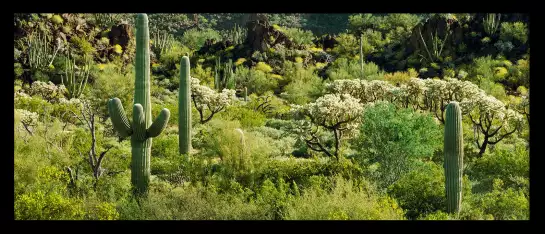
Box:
[14,13,529,220]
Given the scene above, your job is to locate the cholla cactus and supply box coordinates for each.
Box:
[290,93,364,159]
[327,77,522,154]
[15,109,39,135]
[191,77,237,124]
[26,81,66,103]
[461,93,524,156]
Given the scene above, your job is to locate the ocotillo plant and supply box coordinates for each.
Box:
[214,57,221,90]
[214,57,235,90]
[360,34,364,74]
[62,52,91,99]
[107,13,170,195]
[224,59,235,89]
[179,56,191,156]
[483,13,501,36]
[444,101,464,215]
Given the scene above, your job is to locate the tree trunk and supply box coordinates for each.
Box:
[478,135,488,157]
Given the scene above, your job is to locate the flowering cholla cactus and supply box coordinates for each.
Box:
[461,93,524,156]
[15,109,39,135]
[191,77,237,124]
[328,77,525,155]
[290,94,364,159]
[25,81,67,103]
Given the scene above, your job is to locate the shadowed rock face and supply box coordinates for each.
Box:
[108,23,133,52]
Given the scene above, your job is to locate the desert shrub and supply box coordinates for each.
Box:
[331,33,358,58]
[158,41,192,70]
[281,27,314,48]
[326,57,384,80]
[281,63,324,105]
[468,179,529,220]
[181,28,222,51]
[284,176,405,220]
[499,22,528,45]
[468,144,529,193]
[352,102,442,187]
[234,66,277,95]
[119,182,268,220]
[219,105,267,128]
[388,162,473,220]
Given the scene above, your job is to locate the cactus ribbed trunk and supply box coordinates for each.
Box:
[444,101,464,215]
[244,87,248,101]
[107,14,170,196]
[179,56,191,156]
[131,14,152,196]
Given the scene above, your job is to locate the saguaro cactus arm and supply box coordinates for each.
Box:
[132,104,147,141]
[147,108,170,138]
[108,98,133,138]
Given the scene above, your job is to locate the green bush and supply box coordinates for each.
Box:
[284,176,405,220]
[281,62,324,105]
[234,66,277,95]
[219,105,267,128]
[468,179,529,220]
[352,102,442,187]
[500,22,528,45]
[468,145,529,193]
[326,57,384,80]
[387,162,446,219]
[281,27,314,48]
[181,28,222,51]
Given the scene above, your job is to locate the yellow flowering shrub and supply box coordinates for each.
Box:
[255,62,273,73]
[235,58,247,66]
[113,44,123,54]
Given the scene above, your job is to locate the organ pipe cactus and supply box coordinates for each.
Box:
[107,13,170,195]
[444,101,463,215]
[179,56,192,156]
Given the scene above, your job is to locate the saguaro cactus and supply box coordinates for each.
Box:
[444,101,464,215]
[179,56,192,156]
[107,14,170,195]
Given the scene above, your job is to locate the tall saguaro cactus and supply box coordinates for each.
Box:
[179,56,191,156]
[107,14,170,195]
[444,101,464,215]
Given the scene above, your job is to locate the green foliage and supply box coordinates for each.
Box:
[220,105,267,128]
[327,57,384,80]
[234,66,277,95]
[281,27,314,49]
[281,62,324,105]
[181,28,221,51]
[499,22,528,45]
[387,163,446,219]
[468,179,529,220]
[352,102,442,187]
[284,176,405,220]
[468,145,529,193]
